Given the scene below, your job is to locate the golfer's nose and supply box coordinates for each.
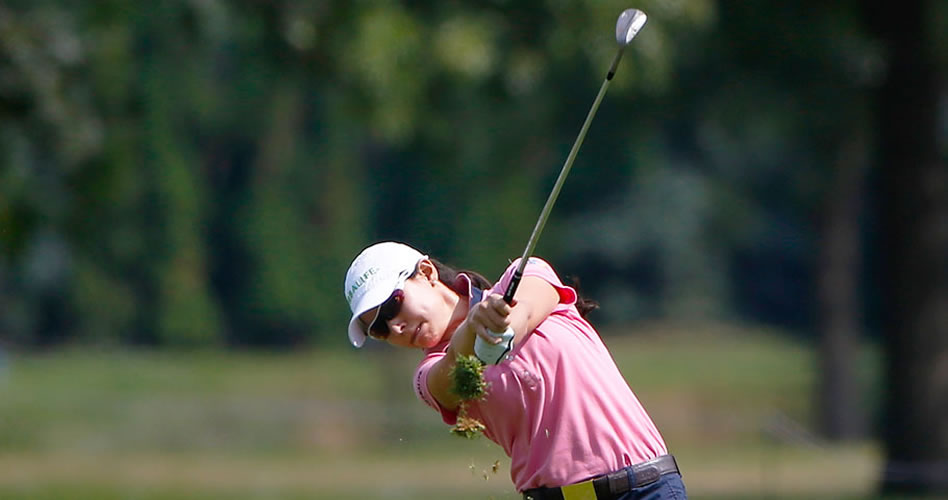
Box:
[389,320,407,336]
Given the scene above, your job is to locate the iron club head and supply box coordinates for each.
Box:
[616,9,647,46]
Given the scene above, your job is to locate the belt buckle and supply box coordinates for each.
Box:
[561,479,597,500]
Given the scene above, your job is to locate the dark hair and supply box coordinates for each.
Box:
[430,259,493,290]
[430,259,599,318]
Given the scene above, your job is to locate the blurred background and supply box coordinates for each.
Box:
[0,0,946,499]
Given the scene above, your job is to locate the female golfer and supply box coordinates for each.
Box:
[344,241,687,500]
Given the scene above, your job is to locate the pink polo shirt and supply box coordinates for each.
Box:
[413,257,667,492]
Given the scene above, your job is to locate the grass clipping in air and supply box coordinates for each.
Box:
[450,354,488,439]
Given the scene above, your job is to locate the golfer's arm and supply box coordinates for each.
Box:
[506,276,559,345]
[426,276,559,412]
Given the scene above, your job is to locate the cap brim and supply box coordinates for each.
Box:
[348,317,369,348]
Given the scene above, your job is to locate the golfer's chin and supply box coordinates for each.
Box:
[413,323,445,349]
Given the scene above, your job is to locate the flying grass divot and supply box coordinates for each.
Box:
[450,353,488,439]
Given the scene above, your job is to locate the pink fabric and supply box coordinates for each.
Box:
[413,258,667,491]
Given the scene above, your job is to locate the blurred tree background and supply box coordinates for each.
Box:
[0,0,946,495]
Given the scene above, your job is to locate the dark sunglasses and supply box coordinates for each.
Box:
[367,288,405,340]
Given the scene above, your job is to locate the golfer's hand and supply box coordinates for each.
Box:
[469,293,516,344]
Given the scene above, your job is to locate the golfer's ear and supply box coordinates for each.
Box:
[417,259,438,283]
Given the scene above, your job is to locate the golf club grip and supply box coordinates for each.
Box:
[470,265,520,364]
[502,268,523,304]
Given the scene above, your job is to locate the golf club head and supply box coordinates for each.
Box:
[616,8,647,46]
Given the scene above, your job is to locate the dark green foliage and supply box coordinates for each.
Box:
[0,0,859,346]
[0,1,731,347]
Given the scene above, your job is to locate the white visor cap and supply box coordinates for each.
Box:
[344,241,427,347]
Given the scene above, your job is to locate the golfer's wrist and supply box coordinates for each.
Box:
[449,320,477,356]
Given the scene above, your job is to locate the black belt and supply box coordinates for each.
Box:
[523,455,680,500]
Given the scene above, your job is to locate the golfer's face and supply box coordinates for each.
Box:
[359,272,451,349]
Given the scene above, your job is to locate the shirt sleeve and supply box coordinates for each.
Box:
[413,346,459,425]
[491,257,578,308]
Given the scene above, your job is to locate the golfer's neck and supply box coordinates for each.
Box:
[444,288,468,339]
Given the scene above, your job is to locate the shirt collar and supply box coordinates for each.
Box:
[450,272,483,306]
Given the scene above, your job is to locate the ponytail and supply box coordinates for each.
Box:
[567,276,600,318]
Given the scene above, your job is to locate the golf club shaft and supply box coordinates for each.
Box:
[502,48,626,304]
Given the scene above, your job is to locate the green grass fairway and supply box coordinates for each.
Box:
[0,322,886,499]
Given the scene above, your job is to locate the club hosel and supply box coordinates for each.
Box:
[606,47,626,81]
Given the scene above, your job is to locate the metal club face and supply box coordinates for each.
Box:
[615,9,647,46]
